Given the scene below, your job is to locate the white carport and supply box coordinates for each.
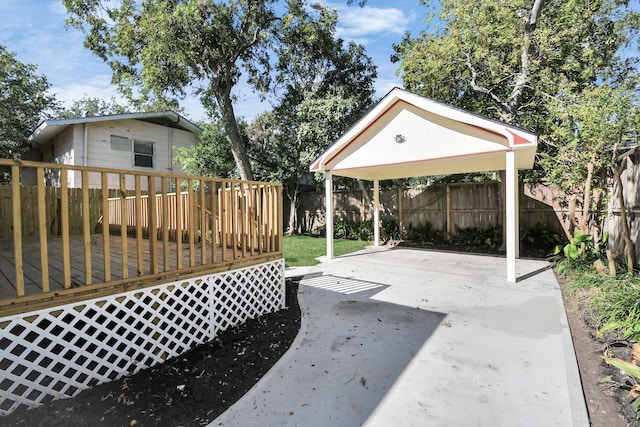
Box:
[310,87,538,282]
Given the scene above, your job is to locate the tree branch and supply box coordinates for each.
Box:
[507,0,546,122]
[464,51,510,113]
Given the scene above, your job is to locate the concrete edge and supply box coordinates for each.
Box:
[553,273,591,426]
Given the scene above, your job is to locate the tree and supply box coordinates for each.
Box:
[394,0,637,127]
[0,45,56,162]
[53,96,130,119]
[542,84,639,269]
[63,0,288,181]
[175,118,240,179]
[392,0,639,242]
[248,3,377,234]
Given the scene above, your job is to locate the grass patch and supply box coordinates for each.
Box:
[283,235,369,267]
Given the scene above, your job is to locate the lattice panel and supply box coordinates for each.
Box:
[0,259,284,415]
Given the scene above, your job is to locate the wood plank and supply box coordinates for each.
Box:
[188,179,195,267]
[120,173,128,279]
[148,176,158,274]
[135,175,143,276]
[102,172,111,282]
[175,179,183,270]
[11,166,24,296]
[37,168,50,292]
[161,177,170,272]
[200,182,206,265]
[60,169,71,289]
[82,170,92,285]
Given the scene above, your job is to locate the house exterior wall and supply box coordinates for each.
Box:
[31,119,198,189]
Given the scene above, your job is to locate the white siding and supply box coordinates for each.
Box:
[70,119,198,189]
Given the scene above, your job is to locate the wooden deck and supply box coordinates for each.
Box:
[0,234,276,313]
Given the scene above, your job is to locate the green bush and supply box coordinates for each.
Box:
[407,221,444,245]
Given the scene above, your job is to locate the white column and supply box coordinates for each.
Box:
[373,179,380,246]
[515,173,520,259]
[325,172,334,259]
[506,151,517,282]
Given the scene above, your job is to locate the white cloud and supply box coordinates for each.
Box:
[335,5,409,40]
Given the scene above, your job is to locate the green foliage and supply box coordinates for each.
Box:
[454,225,501,250]
[394,0,638,126]
[407,221,444,246]
[333,219,352,240]
[353,220,374,242]
[603,357,640,419]
[52,96,131,119]
[553,232,613,273]
[555,232,592,260]
[540,84,639,203]
[175,119,241,179]
[593,279,640,342]
[380,218,401,242]
[520,222,565,257]
[0,45,56,163]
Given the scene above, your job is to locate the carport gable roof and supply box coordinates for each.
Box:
[310,88,538,181]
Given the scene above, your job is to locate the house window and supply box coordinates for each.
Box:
[133,139,154,168]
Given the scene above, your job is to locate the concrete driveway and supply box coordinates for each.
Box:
[211,247,588,427]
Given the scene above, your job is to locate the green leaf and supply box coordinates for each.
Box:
[567,244,582,260]
[571,233,591,245]
[597,321,625,337]
[603,357,640,380]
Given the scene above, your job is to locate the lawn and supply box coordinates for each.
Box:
[283,235,369,267]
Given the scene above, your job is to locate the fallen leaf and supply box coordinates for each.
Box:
[631,343,640,366]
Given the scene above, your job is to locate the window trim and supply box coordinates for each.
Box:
[132,139,155,169]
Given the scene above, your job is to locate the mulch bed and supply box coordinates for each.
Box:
[2,279,301,427]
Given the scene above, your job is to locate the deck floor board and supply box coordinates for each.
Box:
[0,234,242,301]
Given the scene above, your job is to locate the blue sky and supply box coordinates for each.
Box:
[0,0,430,122]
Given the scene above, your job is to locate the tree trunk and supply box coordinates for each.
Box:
[612,161,634,273]
[286,191,299,236]
[216,89,254,181]
[568,195,577,238]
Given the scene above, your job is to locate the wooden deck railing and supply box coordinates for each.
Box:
[0,159,283,314]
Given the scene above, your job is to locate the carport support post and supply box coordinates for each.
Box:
[326,172,334,259]
[373,179,380,246]
[506,151,518,282]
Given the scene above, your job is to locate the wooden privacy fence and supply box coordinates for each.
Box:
[0,159,282,313]
[295,181,565,237]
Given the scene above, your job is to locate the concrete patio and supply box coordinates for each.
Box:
[211,246,588,427]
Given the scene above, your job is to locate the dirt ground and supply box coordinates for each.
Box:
[2,272,638,426]
[558,275,638,426]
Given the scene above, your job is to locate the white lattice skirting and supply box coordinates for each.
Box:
[0,258,285,415]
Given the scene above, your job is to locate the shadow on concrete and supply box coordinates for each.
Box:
[212,273,446,427]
